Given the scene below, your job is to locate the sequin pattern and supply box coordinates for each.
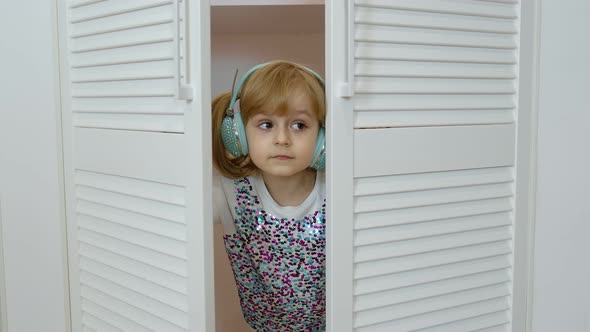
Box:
[223,177,326,332]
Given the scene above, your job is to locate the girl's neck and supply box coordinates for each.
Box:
[261,169,317,207]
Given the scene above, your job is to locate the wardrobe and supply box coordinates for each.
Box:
[56,0,534,331]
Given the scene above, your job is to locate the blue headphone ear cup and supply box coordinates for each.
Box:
[221,113,249,157]
[311,127,326,170]
[221,116,243,157]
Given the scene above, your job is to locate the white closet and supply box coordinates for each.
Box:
[56,0,530,331]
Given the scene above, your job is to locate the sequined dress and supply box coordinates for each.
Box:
[219,172,326,332]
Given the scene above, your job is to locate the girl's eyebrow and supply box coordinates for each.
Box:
[252,109,313,119]
[293,109,312,116]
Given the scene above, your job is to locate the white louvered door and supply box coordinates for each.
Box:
[327,1,522,331]
[57,1,213,331]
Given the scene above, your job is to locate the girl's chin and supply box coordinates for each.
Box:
[259,167,313,178]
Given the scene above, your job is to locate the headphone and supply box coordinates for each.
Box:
[221,62,326,170]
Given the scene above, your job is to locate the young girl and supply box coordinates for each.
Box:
[212,60,326,332]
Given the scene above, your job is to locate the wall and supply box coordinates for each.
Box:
[532,0,590,331]
[0,1,69,331]
[211,33,325,97]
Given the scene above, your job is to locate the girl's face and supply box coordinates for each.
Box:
[245,89,320,178]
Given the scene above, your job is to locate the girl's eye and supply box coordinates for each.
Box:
[291,122,307,130]
[258,122,272,129]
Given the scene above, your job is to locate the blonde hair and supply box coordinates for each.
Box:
[212,60,326,179]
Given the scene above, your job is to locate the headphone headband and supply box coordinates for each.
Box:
[227,62,324,114]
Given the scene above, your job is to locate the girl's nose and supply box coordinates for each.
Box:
[274,126,291,146]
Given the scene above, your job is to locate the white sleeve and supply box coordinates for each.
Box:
[213,172,237,234]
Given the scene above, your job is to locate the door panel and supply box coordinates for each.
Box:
[328,1,520,331]
[57,1,213,331]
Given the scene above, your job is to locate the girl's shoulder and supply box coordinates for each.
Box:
[219,174,255,192]
[317,170,325,193]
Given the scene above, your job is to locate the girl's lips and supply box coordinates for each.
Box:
[273,155,293,160]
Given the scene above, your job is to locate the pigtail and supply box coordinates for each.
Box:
[212,92,257,179]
